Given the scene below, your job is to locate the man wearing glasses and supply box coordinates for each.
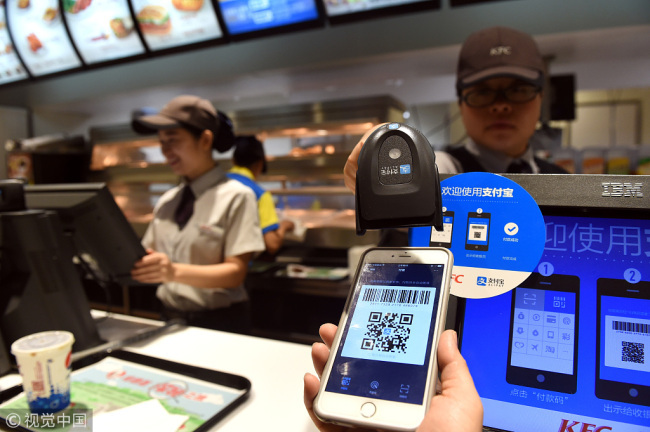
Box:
[343,26,567,189]
[446,26,567,174]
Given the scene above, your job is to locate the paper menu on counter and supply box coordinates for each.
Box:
[93,399,188,432]
[0,355,247,431]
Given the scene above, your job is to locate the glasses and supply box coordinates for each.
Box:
[461,84,541,108]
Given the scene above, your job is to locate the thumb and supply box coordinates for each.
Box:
[436,330,481,400]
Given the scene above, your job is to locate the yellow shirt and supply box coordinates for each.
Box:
[227,166,280,234]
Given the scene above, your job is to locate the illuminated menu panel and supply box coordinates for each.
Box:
[130,0,223,51]
[218,0,321,37]
[450,0,516,6]
[63,0,146,64]
[325,0,429,16]
[6,0,82,76]
[0,2,29,84]
[449,0,503,7]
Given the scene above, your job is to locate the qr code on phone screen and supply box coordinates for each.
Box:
[621,341,645,364]
[361,312,412,353]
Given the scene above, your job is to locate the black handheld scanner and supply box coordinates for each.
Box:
[355,123,443,235]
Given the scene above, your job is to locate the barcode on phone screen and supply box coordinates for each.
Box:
[621,341,645,364]
[362,288,430,305]
[612,320,650,334]
[613,320,647,365]
[363,312,412,354]
[360,289,430,354]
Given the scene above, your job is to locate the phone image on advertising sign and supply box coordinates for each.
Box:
[506,272,580,394]
[465,212,490,251]
[596,278,650,407]
[429,210,454,249]
[313,247,453,431]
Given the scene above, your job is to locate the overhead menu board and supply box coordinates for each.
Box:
[449,0,517,6]
[324,0,439,24]
[0,2,29,84]
[130,0,224,51]
[63,0,146,65]
[218,0,323,40]
[6,0,82,77]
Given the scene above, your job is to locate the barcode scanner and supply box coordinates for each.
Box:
[355,123,443,235]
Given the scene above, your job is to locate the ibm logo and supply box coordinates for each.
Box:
[601,182,644,198]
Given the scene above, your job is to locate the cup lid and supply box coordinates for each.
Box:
[11,331,75,355]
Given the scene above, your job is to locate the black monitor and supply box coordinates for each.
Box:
[412,174,650,430]
[23,183,146,286]
[0,206,103,353]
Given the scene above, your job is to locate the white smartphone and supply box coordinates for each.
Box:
[314,247,453,431]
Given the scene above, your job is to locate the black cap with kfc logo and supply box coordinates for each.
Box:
[456,26,546,95]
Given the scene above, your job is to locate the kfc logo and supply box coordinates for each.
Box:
[490,46,512,56]
[559,419,612,432]
[452,274,464,284]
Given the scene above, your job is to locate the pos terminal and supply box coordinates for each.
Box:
[0,180,102,356]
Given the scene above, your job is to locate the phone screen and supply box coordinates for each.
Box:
[430,211,454,248]
[596,278,650,405]
[506,273,580,394]
[510,288,577,374]
[465,212,490,251]
[324,262,446,405]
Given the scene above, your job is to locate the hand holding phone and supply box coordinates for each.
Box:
[304,325,484,432]
[312,248,454,431]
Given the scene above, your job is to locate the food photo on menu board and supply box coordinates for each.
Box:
[62,0,147,65]
[0,1,29,85]
[131,0,223,51]
[6,0,82,76]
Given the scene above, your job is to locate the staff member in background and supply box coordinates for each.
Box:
[343,26,567,193]
[227,135,295,256]
[130,95,264,334]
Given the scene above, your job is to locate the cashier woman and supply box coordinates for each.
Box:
[130,95,265,333]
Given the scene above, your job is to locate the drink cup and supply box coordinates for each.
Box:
[11,331,75,414]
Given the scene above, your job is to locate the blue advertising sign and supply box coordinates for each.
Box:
[411,172,546,298]
[461,214,650,430]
